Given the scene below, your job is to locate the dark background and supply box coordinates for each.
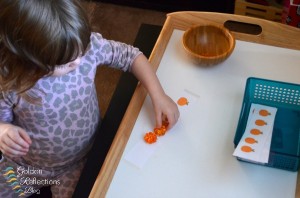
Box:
[93,0,235,13]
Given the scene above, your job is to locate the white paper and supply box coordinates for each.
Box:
[124,140,161,169]
[233,103,277,163]
[124,89,199,169]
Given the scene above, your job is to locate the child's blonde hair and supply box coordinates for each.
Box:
[0,0,91,97]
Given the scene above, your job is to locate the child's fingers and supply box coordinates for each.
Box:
[156,110,179,129]
[166,115,175,129]
[0,138,28,158]
[0,124,30,157]
[18,128,32,145]
[4,135,29,152]
[7,128,31,149]
[156,112,162,128]
[165,111,179,129]
[2,145,28,157]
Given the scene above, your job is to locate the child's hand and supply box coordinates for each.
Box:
[0,123,32,158]
[130,54,179,129]
[152,93,180,129]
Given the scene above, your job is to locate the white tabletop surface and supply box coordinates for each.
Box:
[106,30,300,198]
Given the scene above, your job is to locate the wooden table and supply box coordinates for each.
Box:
[89,12,300,198]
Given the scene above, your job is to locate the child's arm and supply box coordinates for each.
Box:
[90,33,179,127]
[131,54,180,129]
[0,122,31,158]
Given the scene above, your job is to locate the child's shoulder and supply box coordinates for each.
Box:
[86,32,107,52]
[90,32,104,45]
[91,32,103,39]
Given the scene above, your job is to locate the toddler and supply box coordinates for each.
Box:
[0,0,179,197]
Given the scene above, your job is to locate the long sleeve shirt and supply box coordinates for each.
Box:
[0,33,141,169]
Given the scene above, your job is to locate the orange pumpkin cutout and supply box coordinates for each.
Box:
[250,129,263,135]
[144,132,157,144]
[241,145,254,153]
[255,119,267,126]
[259,109,271,116]
[245,137,258,144]
[177,97,189,106]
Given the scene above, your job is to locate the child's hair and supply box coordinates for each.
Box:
[0,0,91,96]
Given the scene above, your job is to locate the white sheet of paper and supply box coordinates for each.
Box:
[233,103,277,163]
[124,140,161,169]
[124,89,199,169]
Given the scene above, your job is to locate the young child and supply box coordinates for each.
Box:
[0,0,179,197]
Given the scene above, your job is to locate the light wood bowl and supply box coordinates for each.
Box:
[182,24,235,66]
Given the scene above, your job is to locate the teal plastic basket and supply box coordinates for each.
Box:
[234,77,300,171]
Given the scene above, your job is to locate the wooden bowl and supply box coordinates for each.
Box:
[182,24,235,66]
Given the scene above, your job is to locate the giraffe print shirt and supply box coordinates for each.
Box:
[0,33,141,170]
